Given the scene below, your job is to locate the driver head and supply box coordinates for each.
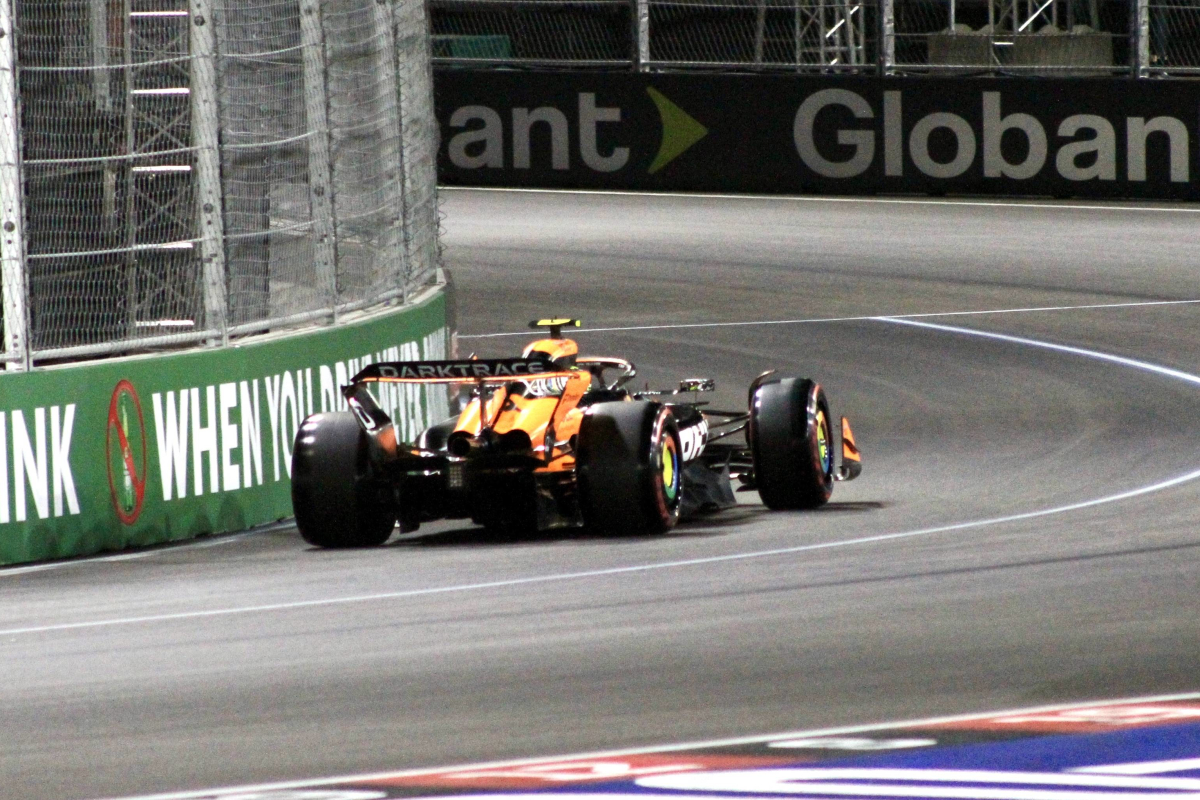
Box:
[523,337,579,369]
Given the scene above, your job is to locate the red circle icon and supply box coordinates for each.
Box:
[106,380,148,525]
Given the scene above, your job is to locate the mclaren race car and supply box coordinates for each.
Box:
[291,319,861,546]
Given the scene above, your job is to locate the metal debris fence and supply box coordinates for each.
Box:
[0,0,440,368]
[428,0,1200,74]
[1144,0,1200,74]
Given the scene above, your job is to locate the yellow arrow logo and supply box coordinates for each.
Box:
[647,87,709,175]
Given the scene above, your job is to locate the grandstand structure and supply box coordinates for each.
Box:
[0,0,439,369]
[428,0,1199,74]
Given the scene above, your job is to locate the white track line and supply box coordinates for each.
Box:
[1076,758,1200,776]
[90,691,1200,800]
[6,320,1200,638]
[459,299,1200,339]
[442,186,1200,215]
[879,317,1200,388]
[0,527,276,578]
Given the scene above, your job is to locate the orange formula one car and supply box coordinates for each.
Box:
[291,320,861,547]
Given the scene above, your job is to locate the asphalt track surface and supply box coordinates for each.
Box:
[4,189,1200,800]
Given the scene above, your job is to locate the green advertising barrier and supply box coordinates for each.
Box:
[0,289,448,566]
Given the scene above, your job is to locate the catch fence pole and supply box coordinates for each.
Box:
[190,0,230,345]
[0,0,29,370]
[878,0,894,74]
[300,0,340,320]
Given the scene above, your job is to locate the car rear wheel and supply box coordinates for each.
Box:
[291,411,396,547]
[577,401,682,535]
[749,377,834,510]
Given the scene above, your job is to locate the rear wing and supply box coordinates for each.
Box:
[342,356,576,460]
[350,356,575,385]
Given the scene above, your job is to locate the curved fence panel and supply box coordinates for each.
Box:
[1,0,440,368]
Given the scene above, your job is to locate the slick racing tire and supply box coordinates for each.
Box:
[749,377,834,510]
[577,401,682,535]
[291,412,396,547]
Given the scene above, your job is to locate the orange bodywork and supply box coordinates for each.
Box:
[841,416,861,463]
[453,370,591,472]
[523,337,579,363]
[352,334,632,474]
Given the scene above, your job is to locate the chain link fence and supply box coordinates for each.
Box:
[429,0,878,68]
[430,0,1200,74]
[647,0,874,69]
[1,0,440,367]
[1146,0,1200,73]
[431,0,634,65]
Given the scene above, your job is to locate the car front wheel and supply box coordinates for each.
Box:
[748,377,834,510]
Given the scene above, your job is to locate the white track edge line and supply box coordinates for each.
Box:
[0,526,281,577]
[458,299,1200,339]
[89,690,1200,800]
[441,186,1200,215]
[880,317,1200,387]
